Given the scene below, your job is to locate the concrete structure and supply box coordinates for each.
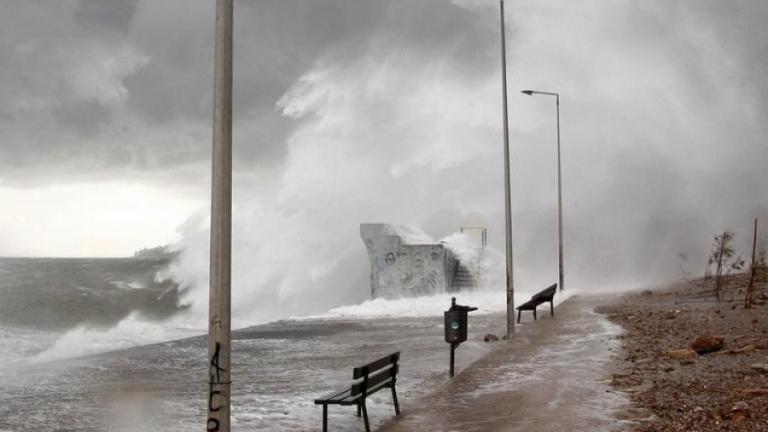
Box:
[361,224,477,299]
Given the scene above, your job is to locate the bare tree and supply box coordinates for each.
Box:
[756,242,767,296]
[746,220,758,309]
[707,231,744,301]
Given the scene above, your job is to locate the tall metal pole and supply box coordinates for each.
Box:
[521,90,564,292]
[207,1,233,431]
[500,0,515,338]
[555,95,564,292]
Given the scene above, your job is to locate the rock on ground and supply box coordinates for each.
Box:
[598,275,768,431]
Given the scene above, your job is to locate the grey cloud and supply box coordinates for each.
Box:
[74,0,139,34]
[0,0,504,184]
[380,1,499,75]
[0,0,766,296]
[1,1,766,253]
[53,98,109,136]
[122,61,210,124]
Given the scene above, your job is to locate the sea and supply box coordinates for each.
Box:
[0,257,543,432]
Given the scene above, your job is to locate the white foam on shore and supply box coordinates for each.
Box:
[298,291,504,320]
[295,288,571,321]
[0,326,60,366]
[29,312,199,364]
[440,232,483,274]
[24,283,573,362]
[112,280,146,290]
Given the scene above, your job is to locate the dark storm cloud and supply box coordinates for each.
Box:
[74,0,139,34]
[122,61,208,123]
[53,98,110,136]
[1,0,766,287]
[0,0,498,184]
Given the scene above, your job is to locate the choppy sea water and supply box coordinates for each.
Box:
[1,314,506,431]
[0,257,537,431]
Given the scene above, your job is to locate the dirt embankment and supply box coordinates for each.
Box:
[599,276,768,431]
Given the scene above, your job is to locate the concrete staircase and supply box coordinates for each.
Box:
[452,263,477,290]
[449,226,487,291]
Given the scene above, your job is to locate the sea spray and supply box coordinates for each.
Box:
[144,25,525,329]
[29,312,200,363]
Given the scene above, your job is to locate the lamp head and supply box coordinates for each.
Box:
[521,90,534,95]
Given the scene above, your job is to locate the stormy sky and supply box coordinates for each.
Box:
[1,1,767,314]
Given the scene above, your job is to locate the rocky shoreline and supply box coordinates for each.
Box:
[600,276,768,431]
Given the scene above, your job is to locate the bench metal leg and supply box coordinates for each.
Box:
[322,404,328,432]
[533,308,537,320]
[550,301,554,317]
[361,401,370,432]
[391,385,401,415]
[357,403,361,417]
[517,309,521,323]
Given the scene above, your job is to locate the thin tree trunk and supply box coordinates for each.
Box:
[714,232,726,301]
[746,219,758,309]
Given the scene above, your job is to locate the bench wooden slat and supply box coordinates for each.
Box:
[353,352,400,379]
[517,284,557,311]
[336,380,391,405]
[353,381,390,402]
[531,284,557,301]
[350,364,398,396]
[315,388,352,404]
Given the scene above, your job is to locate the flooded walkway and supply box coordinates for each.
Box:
[378,295,632,432]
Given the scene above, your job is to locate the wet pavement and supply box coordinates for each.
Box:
[378,295,632,432]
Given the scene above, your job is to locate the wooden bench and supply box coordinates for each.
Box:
[314,352,401,432]
[516,283,557,323]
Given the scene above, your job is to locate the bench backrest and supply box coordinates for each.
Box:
[532,283,557,302]
[350,352,400,397]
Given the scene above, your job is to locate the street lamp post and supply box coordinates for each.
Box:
[208,1,233,431]
[500,0,515,338]
[521,90,564,293]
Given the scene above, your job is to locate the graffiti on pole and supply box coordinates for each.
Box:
[207,341,227,431]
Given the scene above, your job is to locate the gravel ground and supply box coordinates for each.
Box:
[599,275,768,431]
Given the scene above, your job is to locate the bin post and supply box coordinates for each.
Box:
[444,297,477,378]
[449,343,456,378]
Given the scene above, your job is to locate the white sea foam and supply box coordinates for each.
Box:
[112,280,146,290]
[155,38,533,329]
[24,238,574,363]
[0,326,60,366]
[29,312,200,363]
[386,224,435,245]
[440,232,483,274]
[297,287,572,321]
[15,285,575,365]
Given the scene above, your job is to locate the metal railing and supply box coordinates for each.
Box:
[458,227,487,288]
[459,226,487,248]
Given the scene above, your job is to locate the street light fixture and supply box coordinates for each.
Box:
[521,89,564,293]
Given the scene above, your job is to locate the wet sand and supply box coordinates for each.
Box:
[378,295,632,432]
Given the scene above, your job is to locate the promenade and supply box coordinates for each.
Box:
[378,295,631,432]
